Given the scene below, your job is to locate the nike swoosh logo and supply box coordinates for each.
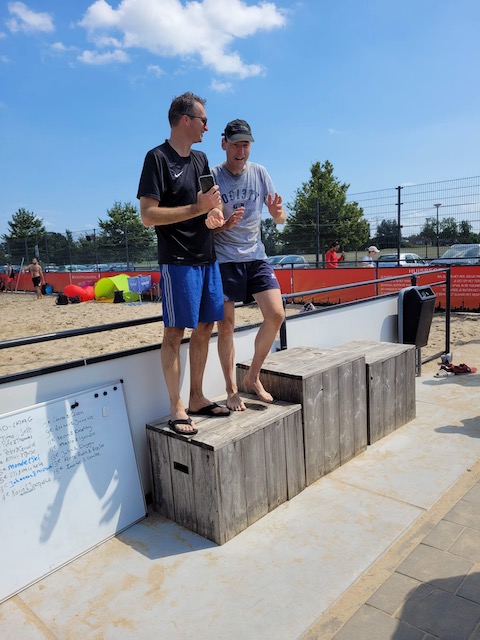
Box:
[173,171,183,178]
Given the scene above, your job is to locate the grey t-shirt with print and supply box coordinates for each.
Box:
[211,162,275,264]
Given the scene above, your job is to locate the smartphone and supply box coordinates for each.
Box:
[199,174,215,194]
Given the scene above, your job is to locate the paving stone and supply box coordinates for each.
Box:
[397,582,480,640]
[449,527,480,563]
[421,519,464,551]
[332,604,424,640]
[367,572,421,615]
[444,499,480,530]
[458,568,480,605]
[396,543,473,590]
[463,483,480,505]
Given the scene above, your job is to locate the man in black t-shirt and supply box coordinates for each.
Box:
[137,92,229,435]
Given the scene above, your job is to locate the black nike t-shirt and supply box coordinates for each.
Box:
[137,141,216,265]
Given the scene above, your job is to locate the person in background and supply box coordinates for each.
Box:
[325,241,345,268]
[137,91,229,436]
[212,119,286,411]
[362,245,380,267]
[23,258,44,300]
[5,262,14,291]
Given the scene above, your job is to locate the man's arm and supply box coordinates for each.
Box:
[140,186,222,227]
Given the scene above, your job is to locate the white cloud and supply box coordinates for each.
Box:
[6,2,54,34]
[78,0,286,76]
[0,31,7,39]
[210,79,233,93]
[78,49,130,65]
[0,55,10,64]
[147,64,164,78]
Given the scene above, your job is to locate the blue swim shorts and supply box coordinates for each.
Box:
[160,262,224,328]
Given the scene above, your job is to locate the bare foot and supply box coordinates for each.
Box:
[226,392,246,412]
[244,378,274,403]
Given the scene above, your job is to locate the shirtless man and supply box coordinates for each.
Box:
[24,258,44,300]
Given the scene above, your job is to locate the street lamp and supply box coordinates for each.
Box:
[433,203,441,258]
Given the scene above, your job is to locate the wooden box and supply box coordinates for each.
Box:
[326,341,416,444]
[146,395,304,545]
[237,348,368,486]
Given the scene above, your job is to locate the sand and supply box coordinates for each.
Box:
[1,291,479,378]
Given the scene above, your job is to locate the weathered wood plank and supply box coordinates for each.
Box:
[323,367,340,474]
[303,374,325,485]
[284,410,306,499]
[216,440,247,544]
[338,361,355,465]
[146,426,174,519]
[190,445,220,542]
[368,361,384,444]
[405,347,417,422]
[264,419,288,510]
[242,430,268,526]
[383,357,396,438]
[352,358,368,454]
[167,437,196,533]
[395,351,406,429]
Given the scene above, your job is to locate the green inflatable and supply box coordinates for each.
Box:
[94,274,140,303]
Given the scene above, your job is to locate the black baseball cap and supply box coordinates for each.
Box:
[223,119,254,142]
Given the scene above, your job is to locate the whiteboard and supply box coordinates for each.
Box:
[0,382,146,603]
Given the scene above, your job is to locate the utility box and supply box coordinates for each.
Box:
[398,286,436,348]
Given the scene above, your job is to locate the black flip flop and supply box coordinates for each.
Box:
[187,402,230,417]
[168,418,198,436]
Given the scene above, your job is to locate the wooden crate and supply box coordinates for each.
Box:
[237,348,368,486]
[146,395,304,545]
[325,341,416,444]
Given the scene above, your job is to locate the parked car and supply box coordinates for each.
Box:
[267,255,310,269]
[376,253,429,268]
[429,244,480,267]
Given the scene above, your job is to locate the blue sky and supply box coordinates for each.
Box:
[1,0,479,237]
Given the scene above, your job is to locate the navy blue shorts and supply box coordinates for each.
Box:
[160,262,224,328]
[219,260,280,304]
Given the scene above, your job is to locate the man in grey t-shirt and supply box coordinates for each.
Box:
[212,119,286,411]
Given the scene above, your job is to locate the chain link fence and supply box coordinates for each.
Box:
[3,176,480,270]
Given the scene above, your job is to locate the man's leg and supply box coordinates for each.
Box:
[161,326,198,433]
[243,288,285,403]
[188,321,229,415]
[217,301,246,411]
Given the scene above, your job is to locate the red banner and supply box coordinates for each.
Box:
[275,266,480,311]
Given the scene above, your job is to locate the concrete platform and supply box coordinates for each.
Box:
[1,367,480,640]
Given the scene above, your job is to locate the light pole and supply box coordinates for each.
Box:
[433,203,441,258]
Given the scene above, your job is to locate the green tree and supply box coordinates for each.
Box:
[5,208,45,237]
[458,220,477,243]
[97,201,155,265]
[281,161,369,257]
[1,208,46,263]
[439,217,458,245]
[373,219,401,249]
[419,216,437,245]
[261,218,283,256]
[42,232,71,266]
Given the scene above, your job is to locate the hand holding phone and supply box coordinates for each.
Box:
[199,174,215,193]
